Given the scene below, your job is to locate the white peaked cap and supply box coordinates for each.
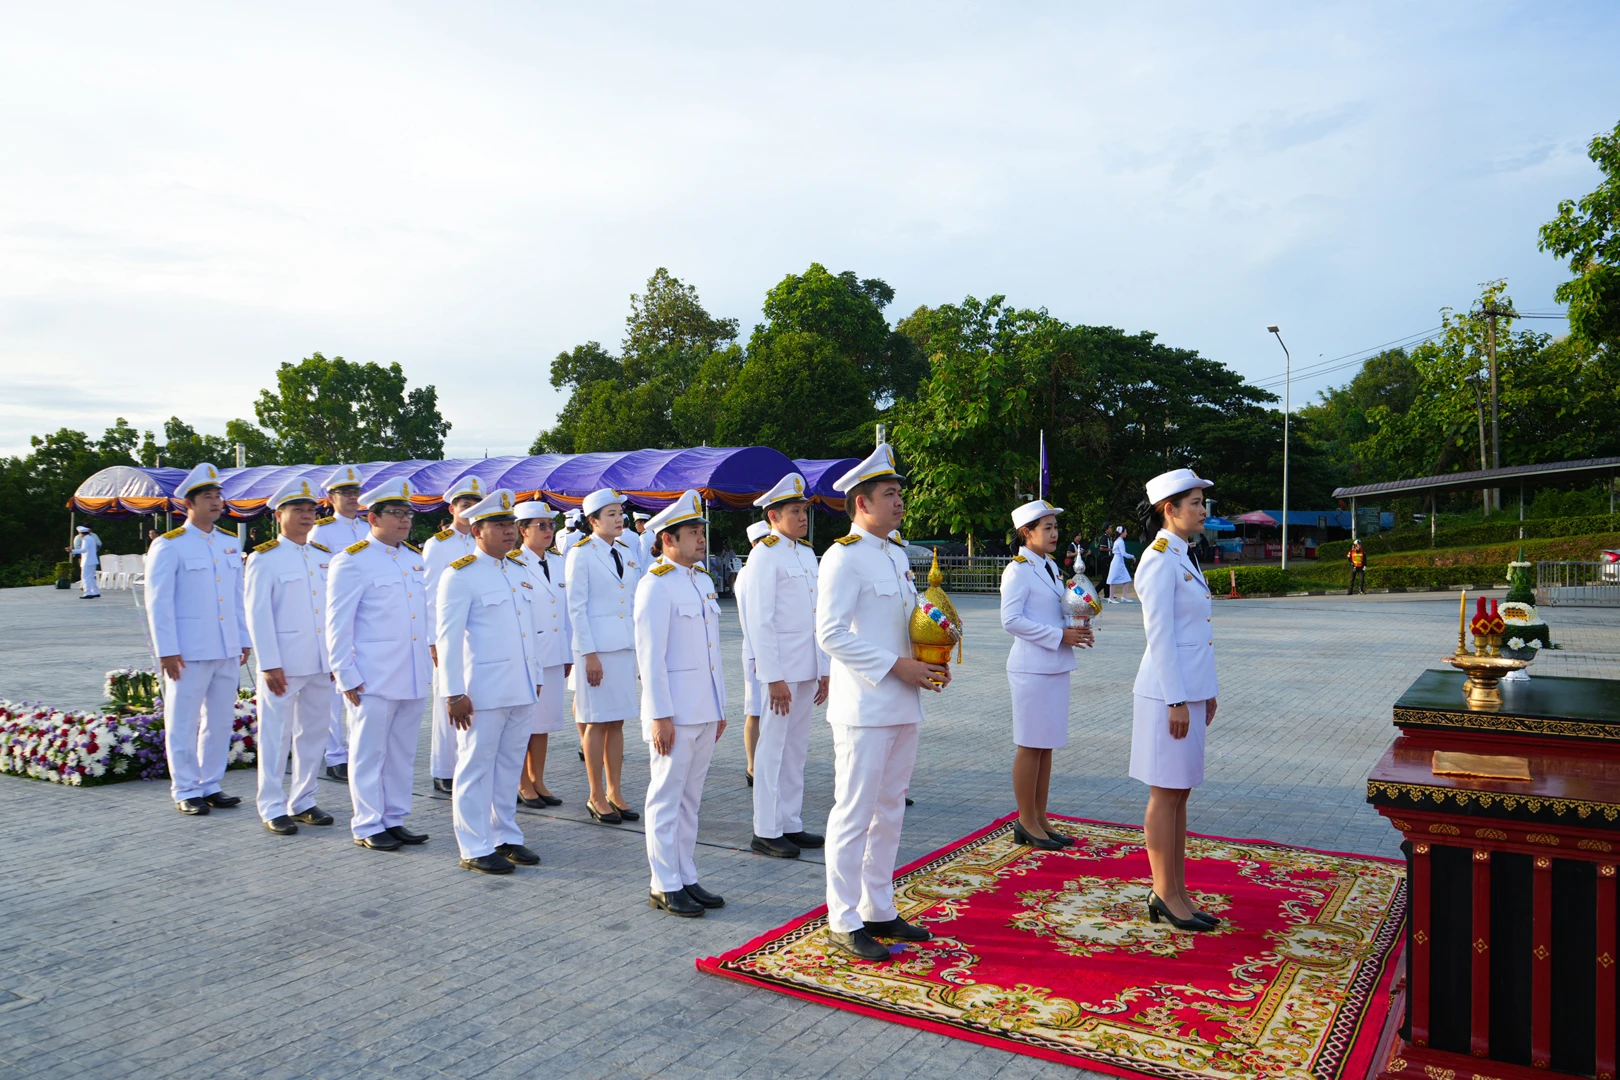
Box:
[515,499,557,522]
[581,488,627,517]
[270,476,321,509]
[179,462,223,497]
[444,473,487,503]
[645,490,707,536]
[832,444,903,494]
[1011,499,1063,530]
[1145,468,1213,506]
[359,476,414,509]
[466,489,516,523]
[754,472,808,509]
[746,520,772,543]
[323,464,362,491]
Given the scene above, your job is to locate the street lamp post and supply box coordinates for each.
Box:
[1267,325,1290,572]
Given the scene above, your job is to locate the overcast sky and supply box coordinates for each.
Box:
[2,2,1614,460]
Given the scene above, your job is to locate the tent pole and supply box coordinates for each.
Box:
[1430,493,1436,547]
[1350,497,1357,542]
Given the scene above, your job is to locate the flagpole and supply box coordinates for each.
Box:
[1039,430,1046,501]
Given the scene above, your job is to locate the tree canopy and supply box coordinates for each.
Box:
[250,353,450,464]
[1540,120,1620,352]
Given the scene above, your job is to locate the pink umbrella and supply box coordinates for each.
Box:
[1231,510,1278,525]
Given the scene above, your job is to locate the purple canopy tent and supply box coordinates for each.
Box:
[794,458,860,516]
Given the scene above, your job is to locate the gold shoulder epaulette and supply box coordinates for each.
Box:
[796,537,812,547]
[1012,554,1027,563]
[506,552,526,566]
[253,538,279,554]
[314,515,335,526]
[834,534,860,546]
[433,528,454,542]
[887,535,906,547]
[310,542,331,553]
[1150,537,1169,553]
[161,525,187,540]
[573,536,591,548]
[760,534,779,547]
[650,562,674,576]
[345,539,370,554]
[450,553,477,570]
[403,541,422,554]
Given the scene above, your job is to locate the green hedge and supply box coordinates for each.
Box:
[1317,513,1620,561]
[1203,562,1509,595]
[1202,566,1294,594]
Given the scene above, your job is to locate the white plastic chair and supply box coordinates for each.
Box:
[95,554,118,590]
[118,554,145,591]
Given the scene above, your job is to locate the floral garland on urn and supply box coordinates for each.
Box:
[1499,552,1552,674]
[103,668,161,715]
[0,679,258,787]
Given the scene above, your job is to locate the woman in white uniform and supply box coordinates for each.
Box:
[735,519,772,786]
[513,500,572,807]
[1129,468,1220,931]
[1000,500,1093,850]
[1105,525,1135,603]
[566,488,644,825]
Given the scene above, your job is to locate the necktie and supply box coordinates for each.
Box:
[611,547,623,579]
[1045,561,1056,584]
[539,557,550,583]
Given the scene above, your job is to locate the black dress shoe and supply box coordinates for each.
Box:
[541,793,563,806]
[751,834,801,859]
[827,928,890,961]
[684,883,725,909]
[432,777,453,795]
[610,803,639,822]
[1011,820,1065,851]
[588,802,622,825]
[386,825,428,845]
[1147,890,1209,931]
[745,771,754,788]
[176,798,210,815]
[495,843,540,865]
[517,794,547,809]
[461,853,515,875]
[324,763,349,782]
[784,830,824,848]
[263,815,299,835]
[202,792,241,808]
[864,916,932,942]
[905,797,914,807]
[292,806,334,826]
[354,831,402,851]
[1045,829,1076,847]
[1193,910,1221,928]
[649,889,704,917]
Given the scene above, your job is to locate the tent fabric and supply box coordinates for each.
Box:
[68,447,825,519]
[1230,510,1278,525]
[1202,517,1237,532]
[794,458,860,515]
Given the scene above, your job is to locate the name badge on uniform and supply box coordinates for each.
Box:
[707,592,717,600]
[225,547,237,555]
[1184,572,1194,581]
[412,564,425,572]
[520,580,533,589]
[319,563,330,569]
[905,570,914,582]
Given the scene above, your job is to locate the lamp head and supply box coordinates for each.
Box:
[1266,325,1280,334]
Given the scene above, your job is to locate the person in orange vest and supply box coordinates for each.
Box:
[1346,540,1367,595]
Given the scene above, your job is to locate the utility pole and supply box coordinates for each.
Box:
[1479,304,1516,510]
[1267,326,1290,571]
[1469,373,1489,517]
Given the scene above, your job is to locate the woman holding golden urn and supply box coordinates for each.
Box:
[1130,468,1219,931]
[999,499,1095,850]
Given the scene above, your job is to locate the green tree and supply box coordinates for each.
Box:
[253,353,450,463]
[1539,120,1620,351]
[712,332,874,458]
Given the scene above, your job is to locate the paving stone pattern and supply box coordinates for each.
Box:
[0,584,1615,1079]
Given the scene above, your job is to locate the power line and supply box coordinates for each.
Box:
[1248,326,1443,390]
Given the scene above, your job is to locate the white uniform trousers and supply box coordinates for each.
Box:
[451,704,532,859]
[824,723,919,933]
[751,679,817,839]
[348,695,425,839]
[429,695,457,779]
[163,657,241,803]
[644,721,718,894]
[80,558,100,597]
[255,672,333,820]
[323,684,348,767]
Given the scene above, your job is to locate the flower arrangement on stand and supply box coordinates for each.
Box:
[0,676,258,787]
[104,668,161,715]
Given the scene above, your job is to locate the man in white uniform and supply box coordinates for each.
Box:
[326,477,433,852]
[245,477,338,835]
[71,526,101,598]
[743,474,830,859]
[631,511,653,566]
[735,519,772,787]
[145,463,251,815]
[436,489,544,874]
[635,491,728,918]
[423,473,486,795]
[311,465,369,782]
[817,444,951,960]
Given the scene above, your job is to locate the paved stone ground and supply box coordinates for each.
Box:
[0,583,1616,1080]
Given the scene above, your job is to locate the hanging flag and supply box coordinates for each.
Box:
[1039,430,1049,501]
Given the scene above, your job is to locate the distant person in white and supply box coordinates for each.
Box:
[436,489,545,875]
[511,500,572,807]
[1106,524,1136,603]
[144,462,250,815]
[423,473,488,795]
[70,525,101,598]
[734,519,773,787]
[244,477,338,835]
[311,464,370,782]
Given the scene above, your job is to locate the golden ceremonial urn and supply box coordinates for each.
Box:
[909,551,963,678]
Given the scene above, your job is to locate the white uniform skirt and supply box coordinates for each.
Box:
[742,657,763,717]
[1106,550,1132,586]
[1006,670,1070,749]
[531,664,568,735]
[574,648,638,724]
[1128,695,1206,789]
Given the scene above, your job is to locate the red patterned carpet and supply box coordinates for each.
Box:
[699,814,1406,1079]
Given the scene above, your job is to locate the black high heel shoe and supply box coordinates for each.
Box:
[1147,890,1210,931]
[1043,828,1076,848]
[1011,821,1065,851]
[1192,910,1220,928]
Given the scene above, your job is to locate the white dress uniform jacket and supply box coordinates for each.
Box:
[733,553,762,716]
[310,513,366,767]
[1000,548,1078,675]
[146,523,248,661]
[814,524,923,728]
[422,526,476,779]
[566,533,643,656]
[434,549,543,710]
[514,547,573,671]
[741,532,831,685]
[325,539,432,700]
[72,532,101,595]
[1132,530,1217,705]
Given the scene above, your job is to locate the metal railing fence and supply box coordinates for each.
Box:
[926,554,1015,593]
[1536,561,1620,607]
